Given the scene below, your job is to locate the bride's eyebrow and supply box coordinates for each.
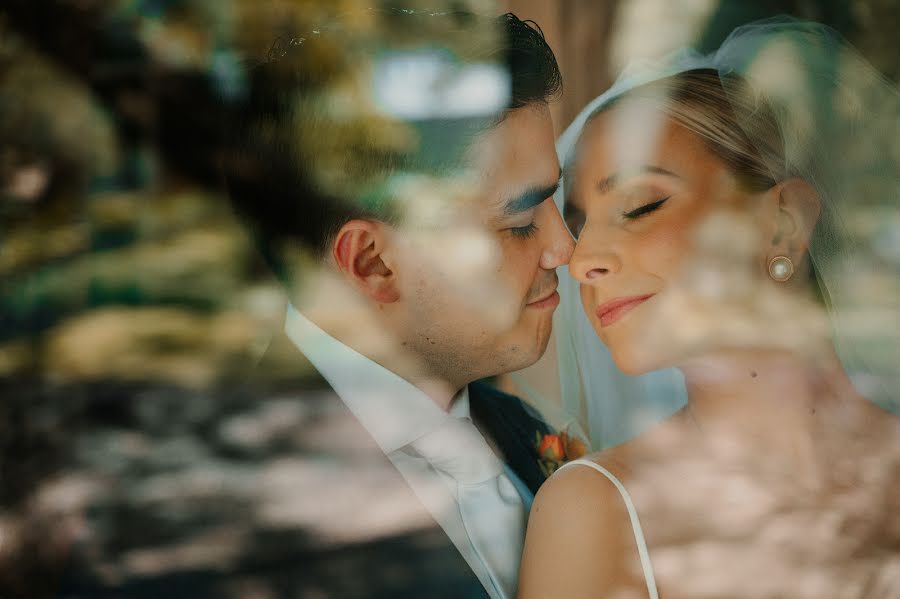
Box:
[597,165,680,194]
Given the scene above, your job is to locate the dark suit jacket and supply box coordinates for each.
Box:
[469,380,553,497]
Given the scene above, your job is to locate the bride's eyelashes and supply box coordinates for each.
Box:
[622,196,670,220]
[561,193,669,239]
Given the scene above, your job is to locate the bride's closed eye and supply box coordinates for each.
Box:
[623,197,670,220]
[563,193,670,239]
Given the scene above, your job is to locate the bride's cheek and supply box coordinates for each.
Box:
[639,213,698,277]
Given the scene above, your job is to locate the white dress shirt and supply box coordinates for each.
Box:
[285,306,526,598]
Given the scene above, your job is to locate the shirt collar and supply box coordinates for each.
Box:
[285,304,467,454]
[449,386,471,420]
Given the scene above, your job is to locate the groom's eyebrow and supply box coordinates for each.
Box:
[502,170,562,215]
[597,165,680,194]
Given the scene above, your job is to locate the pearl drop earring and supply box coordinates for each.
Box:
[768,255,794,282]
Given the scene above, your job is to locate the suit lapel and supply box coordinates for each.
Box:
[468,381,552,497]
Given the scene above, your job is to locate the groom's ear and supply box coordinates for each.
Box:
[332,219,400,303]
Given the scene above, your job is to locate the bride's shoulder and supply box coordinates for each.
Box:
[542,411,685,487]
[539,453,625,501]
[532,413,693,520]
[522,444,651,594]
[531,444,639,528]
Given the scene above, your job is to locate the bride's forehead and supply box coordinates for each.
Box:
[575,110,704,168]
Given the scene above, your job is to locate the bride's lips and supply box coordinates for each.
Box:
[595,294,654,327]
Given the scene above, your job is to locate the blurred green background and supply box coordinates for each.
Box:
[1,1,897,597]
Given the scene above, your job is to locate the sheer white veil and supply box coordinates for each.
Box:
[514,17,900,450]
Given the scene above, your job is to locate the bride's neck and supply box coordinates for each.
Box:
[678,346,861,477]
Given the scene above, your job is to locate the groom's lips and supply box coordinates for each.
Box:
[595,294,654,327]
[526,288,560,309]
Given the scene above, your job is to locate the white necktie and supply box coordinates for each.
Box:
[411,416,526,599]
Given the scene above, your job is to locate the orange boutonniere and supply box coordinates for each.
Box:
[535,430,589,476]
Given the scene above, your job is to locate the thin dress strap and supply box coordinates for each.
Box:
[556,458,659,599]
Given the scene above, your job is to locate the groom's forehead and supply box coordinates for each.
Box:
[466,105,561,214]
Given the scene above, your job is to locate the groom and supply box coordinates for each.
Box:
[222,11,572,598]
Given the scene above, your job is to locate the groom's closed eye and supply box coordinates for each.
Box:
[509,221,539,239]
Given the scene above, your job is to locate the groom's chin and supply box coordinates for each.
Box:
[517,317,555,368]
[489,321,553,374]
[529,327,554,365]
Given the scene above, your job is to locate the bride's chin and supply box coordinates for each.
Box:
[611,352,656,376]
[605,337,672,376]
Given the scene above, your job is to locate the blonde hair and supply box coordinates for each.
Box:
[575,68,837,303]
[586,68,787,193]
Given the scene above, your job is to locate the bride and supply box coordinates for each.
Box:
[518,19,900,599]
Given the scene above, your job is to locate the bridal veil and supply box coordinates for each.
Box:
[514,17,900,449]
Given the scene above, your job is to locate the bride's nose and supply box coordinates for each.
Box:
[569,230,622,284]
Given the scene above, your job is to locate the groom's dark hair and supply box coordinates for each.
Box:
[220,11,561,283]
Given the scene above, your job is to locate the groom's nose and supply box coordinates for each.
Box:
[538,200,575,270]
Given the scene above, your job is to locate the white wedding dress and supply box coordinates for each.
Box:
[556,459,659,599]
